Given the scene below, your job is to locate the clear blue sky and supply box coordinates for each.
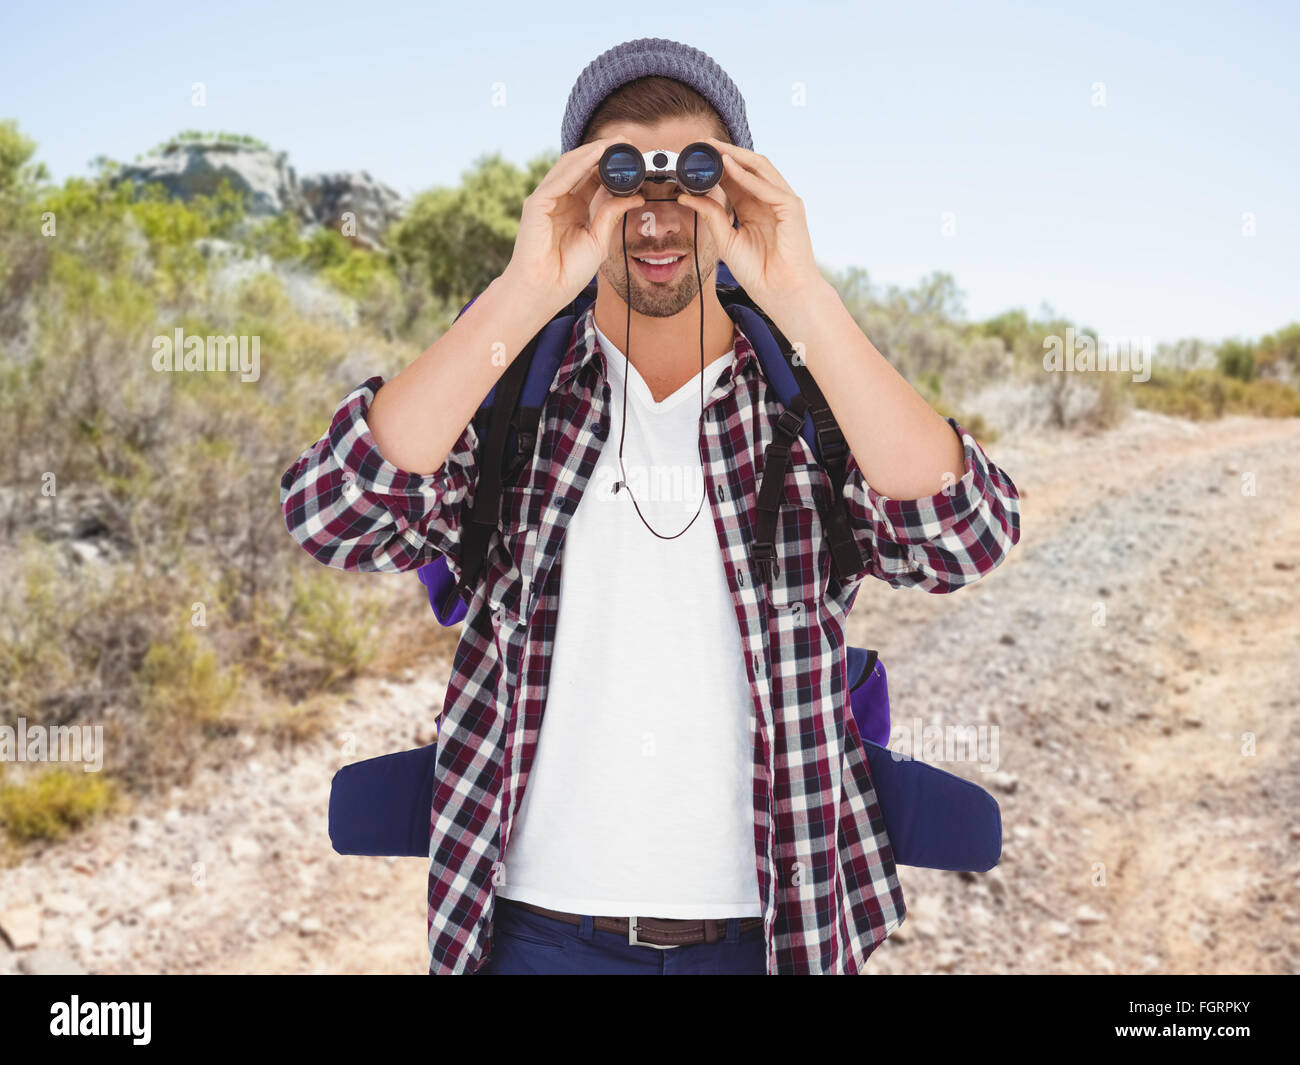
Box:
[3,0,1296,345]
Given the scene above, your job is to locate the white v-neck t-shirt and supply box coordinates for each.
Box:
[494,319,762,919]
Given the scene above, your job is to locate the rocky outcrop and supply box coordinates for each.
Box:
[116,139,313,221]
[300,171,405,251]
[114,139,407,249]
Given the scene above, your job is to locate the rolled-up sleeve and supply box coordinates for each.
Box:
[279,375,479,573]
[839,416,1020,592]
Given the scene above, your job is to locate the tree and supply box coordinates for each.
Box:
[905,271,964,319]
[1216,338,1257,382]
[978,309,1030,353]
[389,150,554,308]
[0,119,49,196]
[1256,323,1300,377]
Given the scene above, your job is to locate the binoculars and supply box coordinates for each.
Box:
[598,141,725,198]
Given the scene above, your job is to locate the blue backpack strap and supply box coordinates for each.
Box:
[717,286,866,586]
[420,287,592,617]
[721,300,820,458]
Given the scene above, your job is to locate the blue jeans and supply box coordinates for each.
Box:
[472,897,767,974]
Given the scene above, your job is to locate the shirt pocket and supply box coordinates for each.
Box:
[489,480,549,625]
[764,447,832,626]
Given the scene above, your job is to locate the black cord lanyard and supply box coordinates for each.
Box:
[612,205,709,540]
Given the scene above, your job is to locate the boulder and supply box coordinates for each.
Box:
[114,140,407,250]
[300,171,406,250]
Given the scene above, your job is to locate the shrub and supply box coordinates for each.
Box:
[136,626,241,732]
[1256,323,1300,378]
[0,766,119,843]
[1217,339,1257,382]
[1131,368,1300,419]
[143,131,272,158]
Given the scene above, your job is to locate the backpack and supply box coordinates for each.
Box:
[415,262,895,747]
[321,265,1004,873]
[417,261,866,625]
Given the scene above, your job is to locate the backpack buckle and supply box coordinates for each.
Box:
[748,541,780,582]
[776,406,804,440]
[815,424,847,463]
[505,430,535,481]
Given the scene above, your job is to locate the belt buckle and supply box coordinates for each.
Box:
[628,917,680,950]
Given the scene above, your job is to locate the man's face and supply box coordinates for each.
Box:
[586,116,734,318]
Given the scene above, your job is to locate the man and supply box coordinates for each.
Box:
[280,37,1022,974]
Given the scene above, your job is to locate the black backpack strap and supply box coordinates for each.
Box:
[732,291,867,586]
[453,332,540,607]
[749,391,807,583]
[784,356,866,584]
[450,281,597,608]
[503,406,540,483]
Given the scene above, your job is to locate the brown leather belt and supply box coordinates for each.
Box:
[504,898,764,949]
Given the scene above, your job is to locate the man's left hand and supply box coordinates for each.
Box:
[675,136,826,312]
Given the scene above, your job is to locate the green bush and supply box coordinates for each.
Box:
[1217,338,1257,382]
[136,625,241,732]
[0,766,119,843]
[247,211,309,261]
[1255,323,1300,376]
[144,130,271,157]
[274,568,383,696]
[1132,368,1300,419]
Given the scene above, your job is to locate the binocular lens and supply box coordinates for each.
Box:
[601,147,643,193]
[679,146,722,192]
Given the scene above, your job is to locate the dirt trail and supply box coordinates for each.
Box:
[861,411,1300,974]
[2,411,1297,974]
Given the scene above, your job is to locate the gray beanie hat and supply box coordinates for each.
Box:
[561,37,753,154]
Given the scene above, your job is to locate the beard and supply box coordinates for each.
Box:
[599,245,719,318]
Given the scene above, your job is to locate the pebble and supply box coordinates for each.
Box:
[989,772,1019,794]
[144,898,174,920]
[0,905,42,949]
[42,892,89,917]
[228,836,262,861]
[18,949,87,976]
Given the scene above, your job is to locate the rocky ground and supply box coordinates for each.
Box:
[2,409,1297,975]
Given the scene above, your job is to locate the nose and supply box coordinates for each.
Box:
[638,197,685,238]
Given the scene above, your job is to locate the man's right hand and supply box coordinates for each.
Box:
[500,137,646,318]
[360,141,644,480]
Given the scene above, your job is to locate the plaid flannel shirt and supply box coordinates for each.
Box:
[280,303,1022,974]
